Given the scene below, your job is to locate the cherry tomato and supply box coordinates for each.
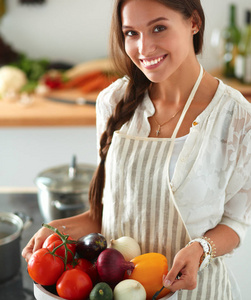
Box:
[43,233,76,263]
[74,258,99,284]
[28,248,64,286]
[56,269,93,300]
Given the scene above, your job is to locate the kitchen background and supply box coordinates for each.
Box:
[0,0,251,299]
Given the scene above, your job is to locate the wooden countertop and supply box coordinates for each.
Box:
[0,72,250,127]
[0,89,97,127]
[210,69,251,98]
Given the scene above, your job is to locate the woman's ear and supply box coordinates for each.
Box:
[191,10,202,34]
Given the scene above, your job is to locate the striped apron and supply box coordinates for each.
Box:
[101,65,233,299]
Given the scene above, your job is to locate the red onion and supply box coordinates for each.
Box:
[96,248,135,287]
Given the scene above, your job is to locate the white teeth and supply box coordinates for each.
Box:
[142,56,164,66]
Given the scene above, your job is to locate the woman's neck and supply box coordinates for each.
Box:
[149,61,201,105]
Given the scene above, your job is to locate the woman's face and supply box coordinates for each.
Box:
[121,0,196,83]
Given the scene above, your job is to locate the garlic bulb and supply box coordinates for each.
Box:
[114,279,146,300]
[110,236,141,261]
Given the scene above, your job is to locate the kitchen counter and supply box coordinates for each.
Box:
[0,89,97,127]
[1,74,251,128]
[209,69,251,101]
[0,193,43,300]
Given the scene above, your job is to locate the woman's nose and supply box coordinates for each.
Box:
[138,34,156,56]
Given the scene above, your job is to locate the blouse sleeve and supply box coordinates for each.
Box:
[220,124,251,246]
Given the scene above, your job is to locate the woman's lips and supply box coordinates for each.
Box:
[140,54,167,69]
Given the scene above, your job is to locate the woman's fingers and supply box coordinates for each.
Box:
[21,237,35,262]
[163,262,183,287]
[163,244,202,292]
[21,226,52,262]
[164,268,198,291]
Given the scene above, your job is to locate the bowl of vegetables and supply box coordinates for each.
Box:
[29,224,171,300]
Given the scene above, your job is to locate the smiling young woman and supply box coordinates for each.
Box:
[22,1,251,300]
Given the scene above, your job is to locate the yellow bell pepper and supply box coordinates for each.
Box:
[126,252,170,300]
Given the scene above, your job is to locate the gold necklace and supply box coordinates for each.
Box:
[151,70,206,137]
[152,106,184,137]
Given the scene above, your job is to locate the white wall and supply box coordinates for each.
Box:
[0,0,113,64]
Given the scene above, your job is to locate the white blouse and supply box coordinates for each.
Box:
[96,76,251,247]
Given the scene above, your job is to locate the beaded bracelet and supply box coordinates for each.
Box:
[202,236,216,259]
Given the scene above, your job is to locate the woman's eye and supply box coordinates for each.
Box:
[124,30,137,37]
[153,25,166,33]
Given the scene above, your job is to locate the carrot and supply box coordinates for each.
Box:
[79,73,108,94]
[61,70,104,89]
[79,73,119,94]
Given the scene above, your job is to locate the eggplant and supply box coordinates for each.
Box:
[76,233,107,261]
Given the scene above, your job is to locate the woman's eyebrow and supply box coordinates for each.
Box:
[147,17,169,26]
[122,17,169,29]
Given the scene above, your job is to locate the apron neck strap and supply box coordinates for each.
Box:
[171,64,204,140]
[167,64,204,241]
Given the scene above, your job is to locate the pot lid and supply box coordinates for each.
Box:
[35,156,96,193]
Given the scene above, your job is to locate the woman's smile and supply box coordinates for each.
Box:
[140,54,167,69]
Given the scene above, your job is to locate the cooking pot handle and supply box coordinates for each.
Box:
[14,212,33,230]
[68,155,77,179]
[52,200,85,211]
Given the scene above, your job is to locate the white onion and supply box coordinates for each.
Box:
[114,279,146,300]
[110,236,141,261]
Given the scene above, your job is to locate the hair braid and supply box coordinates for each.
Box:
[89,69,150,221]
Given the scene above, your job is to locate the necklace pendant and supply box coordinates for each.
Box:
[156,125,161,137]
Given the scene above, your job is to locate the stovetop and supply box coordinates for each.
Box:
[0,192,44,300]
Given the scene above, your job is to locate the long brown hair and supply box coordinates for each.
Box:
[89,0,205,221]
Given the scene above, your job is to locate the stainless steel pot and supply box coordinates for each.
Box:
[0,212,32,283]
[35,156,96,223]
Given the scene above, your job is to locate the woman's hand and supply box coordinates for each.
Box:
[162,242,203,292]
[22,210,101,263]
[163,224,240,292]
[21,222,56,262]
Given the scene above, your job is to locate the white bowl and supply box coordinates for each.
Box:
[33,283,65,300]
[34,282,177,300]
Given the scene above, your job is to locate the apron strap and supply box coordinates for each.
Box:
[167,64,204,241]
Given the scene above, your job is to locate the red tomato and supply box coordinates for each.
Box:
[42,233,61,248]
[74,258,99,284]
[56,269,93,300]
[28,248,64,286]
[43,233,76,263]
